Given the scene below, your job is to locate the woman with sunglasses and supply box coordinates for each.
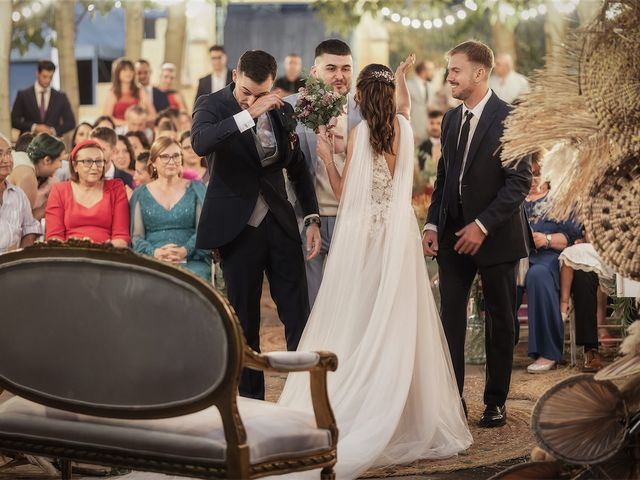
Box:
[45,140,130,247]
[129,137,210,280]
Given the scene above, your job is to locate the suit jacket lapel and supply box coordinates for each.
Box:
[446,105,462,170]
[462,92,501,177]
[29,87,40,121]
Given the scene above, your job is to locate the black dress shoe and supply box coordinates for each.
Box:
[478,404,506,428]
[461,398,468,419]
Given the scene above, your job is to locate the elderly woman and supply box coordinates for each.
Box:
[129,136,210,280]
[522,158,582,373]
[158,63,187,112]
[8,132,65,220]
[0,134,41,253]
[45,140,130,247]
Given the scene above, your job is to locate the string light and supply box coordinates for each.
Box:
[381,1,557,31]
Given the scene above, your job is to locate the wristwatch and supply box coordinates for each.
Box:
[304,216,321,228]
[545,234,552,249]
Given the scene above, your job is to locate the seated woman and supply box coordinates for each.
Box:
[114,134,136,177]
[133,152,153,187]
[45,140,130,247]
[0,134,41,253]
[179,130,208,184]
[129,137,210,280]
[522,157,582,373]
[8,132,65,220]
[559,241,615,371]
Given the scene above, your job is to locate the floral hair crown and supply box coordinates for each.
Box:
[369,70,395,84]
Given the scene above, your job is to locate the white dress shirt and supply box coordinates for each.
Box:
[425,88,493,235]
[0,180,42,253]
[34,82,51,113]
[211,71,228,93]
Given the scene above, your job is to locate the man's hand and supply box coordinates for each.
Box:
[246,94,284,119]
[305,223,321,260]
[422,230,439,257]
[532,232,547,250]
[454,222,487,256]
[33,124,55,135]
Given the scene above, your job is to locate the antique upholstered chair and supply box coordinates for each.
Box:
[0,241,338,479]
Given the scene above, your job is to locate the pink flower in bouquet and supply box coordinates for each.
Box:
[294,76,347,132]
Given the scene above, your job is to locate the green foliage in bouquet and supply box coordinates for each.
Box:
[294,77,347,132]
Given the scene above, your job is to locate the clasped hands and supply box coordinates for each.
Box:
[154,243,188,263]
[422,222,487,257]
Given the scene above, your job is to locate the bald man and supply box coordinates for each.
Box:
[489,53,529,104]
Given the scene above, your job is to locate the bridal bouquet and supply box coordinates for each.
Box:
[294,77,347,132]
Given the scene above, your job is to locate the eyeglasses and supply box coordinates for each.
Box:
[0,149,13,159]
[158,153,182,164]
[75,159,105,168]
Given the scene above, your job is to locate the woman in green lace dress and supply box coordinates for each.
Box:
[129,136,211,280]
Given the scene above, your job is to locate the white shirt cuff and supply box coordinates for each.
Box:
[475,219,488,235]
[233,110,255,133]
[423,223,438,233]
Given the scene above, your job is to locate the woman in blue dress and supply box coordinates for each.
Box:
[521,156,582,373]
[130,136,211,280]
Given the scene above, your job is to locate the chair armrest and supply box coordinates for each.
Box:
[243,347,337,373]
[243,347,338,444]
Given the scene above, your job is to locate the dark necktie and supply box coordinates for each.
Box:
[446,110,473,220]
[39,90,47,122]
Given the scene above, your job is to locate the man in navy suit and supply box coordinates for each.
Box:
[11,60,76,137]
[192,50,321,400]
[194,45,233,107]
[422,41,532,428]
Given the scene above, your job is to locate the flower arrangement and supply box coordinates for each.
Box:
[293,76,347,132]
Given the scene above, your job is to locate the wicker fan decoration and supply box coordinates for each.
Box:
[500,0,640,276]
[531,374,628,465]
[583,154,640,280]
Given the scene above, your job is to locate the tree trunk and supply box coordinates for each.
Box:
[125,1,144,61]
[54,0,80,123]
[164,2,186,86]
[544,0,570,58]
[491,18,517,62]
[0,1,11,137]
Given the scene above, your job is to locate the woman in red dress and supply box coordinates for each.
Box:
[45,140,130,247]
[103,58,156,126]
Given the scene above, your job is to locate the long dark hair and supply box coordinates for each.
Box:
[355,64,396,156]
[111,58,139,99]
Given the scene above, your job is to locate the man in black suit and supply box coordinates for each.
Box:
[11,60,76,137]
[194,45,233,107]
[192,50,321,400]
[422,41,532,428]
[135,59,170,113]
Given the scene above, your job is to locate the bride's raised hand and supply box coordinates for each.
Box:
[316,130,334,166]
[395,53,416,79]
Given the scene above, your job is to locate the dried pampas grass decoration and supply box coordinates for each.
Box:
[501,0,640,277]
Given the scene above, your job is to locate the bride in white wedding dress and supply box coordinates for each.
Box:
[109,56,471,480]
[274,56,472,479]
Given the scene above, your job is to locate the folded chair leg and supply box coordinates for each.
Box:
[60,459,72,480]
[320,466,335,480]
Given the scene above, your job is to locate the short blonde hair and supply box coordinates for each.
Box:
[447,40,495,72]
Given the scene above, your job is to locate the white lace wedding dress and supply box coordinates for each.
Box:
[107,116,471,480]
[275,115,472,479]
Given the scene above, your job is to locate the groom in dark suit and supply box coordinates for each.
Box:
[192,50,321,400]
[422,41,532,427]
